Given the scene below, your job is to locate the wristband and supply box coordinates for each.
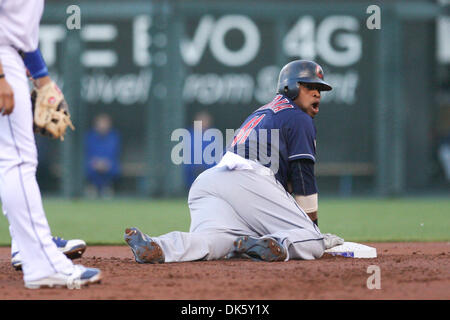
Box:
[22,48,49,79]
[294,193,318,213]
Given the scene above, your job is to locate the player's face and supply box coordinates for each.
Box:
[295,83,322,118]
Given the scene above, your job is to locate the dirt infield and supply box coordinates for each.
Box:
[0,242,448,300]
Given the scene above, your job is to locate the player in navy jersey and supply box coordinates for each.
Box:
[229,93,318,210]
[124,60,344,263]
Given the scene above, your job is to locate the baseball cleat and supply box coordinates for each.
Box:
[24,265,102,289]
[124,227,165,264]
[233,236,287,262]
[11,252,22,270]
[12,236,87,271]
[52,237,87,260]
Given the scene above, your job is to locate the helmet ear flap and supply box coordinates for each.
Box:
[285,81,300,100]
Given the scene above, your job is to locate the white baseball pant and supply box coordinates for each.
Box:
[0,46,74,282]
[152,161,325,262]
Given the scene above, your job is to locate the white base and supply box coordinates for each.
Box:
[324,242,377,258]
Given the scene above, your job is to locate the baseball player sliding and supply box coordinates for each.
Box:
[125,60,344,263]
[0,0,101,288]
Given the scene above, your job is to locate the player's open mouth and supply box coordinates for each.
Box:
[312,102,319,109]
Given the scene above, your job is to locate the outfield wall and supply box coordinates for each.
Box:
[37,0,449,197]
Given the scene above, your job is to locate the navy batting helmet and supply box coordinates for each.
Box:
[277,60,332,100]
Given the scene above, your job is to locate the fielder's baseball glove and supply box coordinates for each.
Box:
[31,81,75,141]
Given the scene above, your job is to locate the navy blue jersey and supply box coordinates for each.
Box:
[228,94,317,190]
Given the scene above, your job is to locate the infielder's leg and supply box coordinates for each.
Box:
[9,225,19,255]
[0,48,73,282]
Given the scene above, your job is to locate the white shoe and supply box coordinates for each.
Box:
[24,265,102,289]
[11,251,22,270]
[12,237,87,271]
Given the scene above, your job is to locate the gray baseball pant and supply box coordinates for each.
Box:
[152,163,325,262]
